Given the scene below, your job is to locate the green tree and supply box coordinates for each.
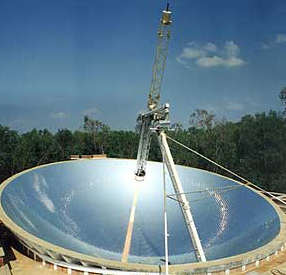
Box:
[83,116,110,153]
[0,125,20,182]
[189,109,216,130]
[235,111,286,191]
[54,128,75,160]
[14,129,57,170]
[279,87,286,115]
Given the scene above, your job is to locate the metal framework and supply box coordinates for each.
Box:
[135,3,172,178]
[134,4,207,263]
[135,104,170,178]
[148,3,172,111]
[158,132,206,262]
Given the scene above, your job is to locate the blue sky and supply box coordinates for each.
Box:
[0,0,285,132]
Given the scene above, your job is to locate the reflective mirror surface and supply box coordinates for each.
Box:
[0,159,280,264]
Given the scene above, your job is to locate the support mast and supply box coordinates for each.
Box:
[134,4,207,262]
[158,132,206,262]
[135,4,172,178]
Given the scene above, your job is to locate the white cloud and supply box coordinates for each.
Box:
[196,56,223,67]
[263,33,286,49]
[225,41,240,56]
[262,44,271,50]
[50,111,68,119]
[226,102,244,111]
[9,118,31,127]
[176,43,205,64]
[224,56,246,67]
[182,47,204,59]
[203,42,217,52]
[81,108,100,116]
[177,41,246,69]
[245,97,262,108]
[275,34,286,44]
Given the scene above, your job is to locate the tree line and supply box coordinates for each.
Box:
[1,109,286,193]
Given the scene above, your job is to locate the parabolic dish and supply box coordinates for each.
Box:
[0,158,282,267]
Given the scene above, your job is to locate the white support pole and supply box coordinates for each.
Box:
[163,155,169,275]
[158,131,206,262]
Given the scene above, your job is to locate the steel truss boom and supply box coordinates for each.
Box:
[135,104,169,178]
[135,3,171,178]
[148,3,172,111]
[134,4,207,263]
[157,131,207,262]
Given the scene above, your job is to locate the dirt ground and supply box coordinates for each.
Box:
[0,223,63,275]
[1,249,64,275]
[243,252,286,275]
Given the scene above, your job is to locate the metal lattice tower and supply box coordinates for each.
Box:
[147,3,172,111]
[134,4,207,263]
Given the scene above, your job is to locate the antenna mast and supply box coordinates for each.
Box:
[135,4,207,263]
[135,3,172,178]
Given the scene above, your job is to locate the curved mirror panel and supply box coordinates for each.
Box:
[0,159,280,264]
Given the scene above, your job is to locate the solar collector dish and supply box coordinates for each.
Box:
[0,158,284,272]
